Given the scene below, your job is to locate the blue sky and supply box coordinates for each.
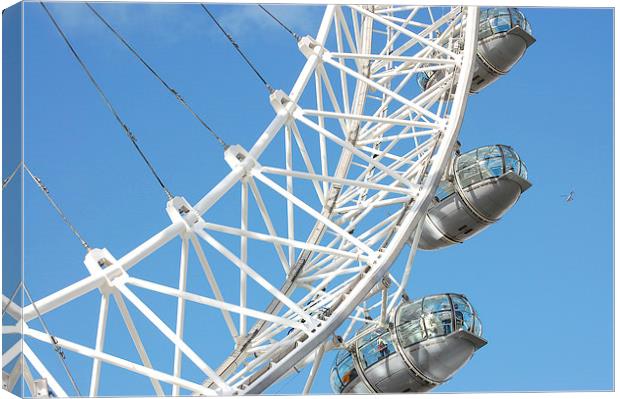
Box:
[3,3,613,396]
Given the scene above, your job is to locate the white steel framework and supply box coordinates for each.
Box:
[2,4,479,396]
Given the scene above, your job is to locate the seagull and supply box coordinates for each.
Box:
[561,190,575,203]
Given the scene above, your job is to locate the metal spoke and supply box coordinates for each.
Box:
[9,5,481,395]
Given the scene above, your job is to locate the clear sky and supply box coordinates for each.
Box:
[4,2,613,396]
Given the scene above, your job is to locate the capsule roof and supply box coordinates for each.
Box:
[394,293,483,345]
[479,7,533,39]
[436,144,528,202]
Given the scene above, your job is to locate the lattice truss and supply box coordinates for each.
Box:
[2,5,479,396]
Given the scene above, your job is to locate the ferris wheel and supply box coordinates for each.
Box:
[2,4,535,397]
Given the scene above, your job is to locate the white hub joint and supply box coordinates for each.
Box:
[269,89,296,116]
[166,196,201,229]
[83,248,125,294]
[298,35,325,59]
[224,144,258,180]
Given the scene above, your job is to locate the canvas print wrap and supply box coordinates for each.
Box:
[2,2,613,397]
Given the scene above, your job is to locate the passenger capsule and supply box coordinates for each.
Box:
[418,7,535,93]
[329,293,486,393]
[418,144,531,250]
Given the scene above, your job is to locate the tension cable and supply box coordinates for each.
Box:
[85,3,229,150]
[258,5,301,42]
[2,161,22,189]
[24,164,91,251]
[201,4,275,94]
[24,285,82,397]
[2,282,22,317]
[40,2,174,200]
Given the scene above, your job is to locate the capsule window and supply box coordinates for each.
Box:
[458,163,482,188]
[487,8,501,18]
[480,157,504,179]
[329,366,343,392]
[456,152,478,169]
[331,351,358,391]
[450,294,473,314]
[504,156,520,175]
[416,72,430,90]
[422,295,450,313]
[396,300,425,347]
[436,180,456,201]
[489,16,511,34]
[450,295,475,333]
[477,146,502,159]
[479,163,494,180]
[519,162,528,179]
[397,299,423,325]
[500,145,518,159]
[478,21,493,40]
[396,319,425,348]
[511,10,523,27]
[512,8,531,33]
[473,314,484,336]
[455,145,529,189]
[421,295,453,338]
[423,311,452,338]
[358,329,396,369]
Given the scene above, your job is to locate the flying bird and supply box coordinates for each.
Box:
[561,190,575,203]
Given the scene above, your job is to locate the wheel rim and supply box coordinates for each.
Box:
[3,5,479,396]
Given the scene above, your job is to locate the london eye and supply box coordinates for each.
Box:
[2,4,536,396]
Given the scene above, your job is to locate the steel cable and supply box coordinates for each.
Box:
[24,285,82,397]
[85,3,229,150]
[258,5,301,42]
[2,282,22,317]
[24,164,91,251]
[2,161,22,189]
[40,2,174,200]
[201,4,275,94]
